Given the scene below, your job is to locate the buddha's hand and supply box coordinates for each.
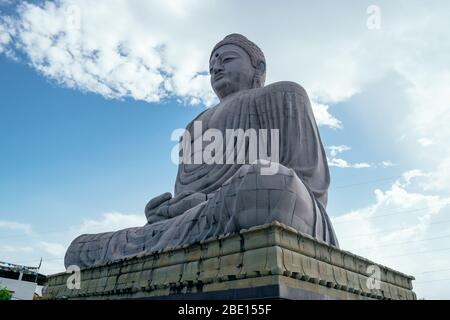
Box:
[145,191,207,224]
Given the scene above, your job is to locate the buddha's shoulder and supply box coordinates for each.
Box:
[259,81,308,97]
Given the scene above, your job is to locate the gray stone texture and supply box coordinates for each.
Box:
[45,222,416,300]
[64,33,338,269]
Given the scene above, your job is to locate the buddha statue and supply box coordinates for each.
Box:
[64,34,339,269]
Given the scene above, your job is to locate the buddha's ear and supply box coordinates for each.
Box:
[256,61,266,76]
[253,61,266,87]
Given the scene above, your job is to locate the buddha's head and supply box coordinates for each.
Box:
[209,33,266,100]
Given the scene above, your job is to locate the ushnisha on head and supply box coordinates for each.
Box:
[209,33,266,100]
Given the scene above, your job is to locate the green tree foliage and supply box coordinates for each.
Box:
[0,286,12,300]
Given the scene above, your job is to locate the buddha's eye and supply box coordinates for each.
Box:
[222,57,233,63]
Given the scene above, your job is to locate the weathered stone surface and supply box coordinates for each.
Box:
[44,222,416,300]
[64,34,339,269]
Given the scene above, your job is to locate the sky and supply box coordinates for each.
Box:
[0,0,449,299]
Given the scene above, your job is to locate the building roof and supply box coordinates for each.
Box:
[0,261,47,286]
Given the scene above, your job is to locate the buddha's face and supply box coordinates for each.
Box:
[209,44,256,100]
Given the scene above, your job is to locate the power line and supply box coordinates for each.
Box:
[333,202,450,225]
[0,179,446,239]
[6,257,64,266]
[3,201,446,241]
[380,247,450,259]
[12,254,450,283]
[416,268,450,275]
[332,176,401,189]
[3,210,447,243]
[347,233,450,252]
[414,278,450,284]
[338,217,450,239]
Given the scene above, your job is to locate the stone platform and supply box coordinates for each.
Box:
[43,221,416,300]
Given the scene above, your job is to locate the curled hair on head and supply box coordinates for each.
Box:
[211,33,266,87]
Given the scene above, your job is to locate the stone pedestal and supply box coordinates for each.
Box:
[43,222,416,300]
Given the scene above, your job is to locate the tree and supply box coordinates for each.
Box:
[0,286,12,300]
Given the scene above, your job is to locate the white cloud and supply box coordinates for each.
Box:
[328,145,351,157]
[0,220,33,235]
[0,245,33,253]
[353,162,371,169]
[0,0,345,128]
[328,156,397,170]
[418,138,435,147]
[0,0,377,127]
[402,169,426,186]
[328,158,350,168]
[401,60,450,194]
[327,146,374,169]
[333,172,450,299]
[37,241,66,257]
[0,0,449,298]
[328,157,372,169]
[328,158,382,169]
[380,160,395,168]
[0,23,10,51]
[1,0,448,133]
[326,145,395,169]
[0,212,146,275]
[427,157,450,192]
[310,101,342,129]
[0,0,215,105]
[77,212,146,234]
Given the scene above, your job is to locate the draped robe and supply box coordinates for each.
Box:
[64,81,339,269]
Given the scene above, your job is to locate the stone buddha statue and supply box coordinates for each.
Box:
[64,34,339,269]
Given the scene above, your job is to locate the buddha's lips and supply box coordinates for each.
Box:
[214,73,225,81]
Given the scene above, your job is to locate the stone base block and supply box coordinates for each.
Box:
[43,222,416,300]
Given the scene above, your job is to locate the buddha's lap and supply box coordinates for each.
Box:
[65,163,322,268]
[147,162,317,233]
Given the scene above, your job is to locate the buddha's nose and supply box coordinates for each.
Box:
[212,62,224,75]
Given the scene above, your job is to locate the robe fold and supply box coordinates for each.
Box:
[64,81,339,269]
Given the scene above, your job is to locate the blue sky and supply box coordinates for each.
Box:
[1,0,450,299]
[0,55,198,227]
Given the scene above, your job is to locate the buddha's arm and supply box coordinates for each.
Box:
[145,191,207,224]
